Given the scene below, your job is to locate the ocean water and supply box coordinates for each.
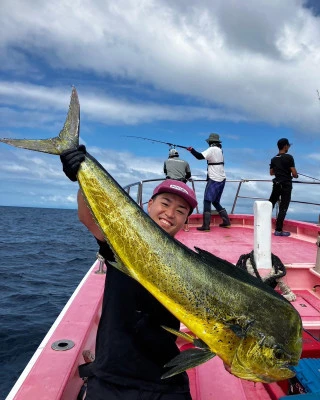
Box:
[0,206,98,399]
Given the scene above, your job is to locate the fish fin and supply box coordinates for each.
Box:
[108,259,133,277]
[193,338,210,350]
[161,326,196,343]
[0,87,80,155]
[162,348,216,379]
[194,247,288,301]
[161,326,210,350]
[194,247,248,278]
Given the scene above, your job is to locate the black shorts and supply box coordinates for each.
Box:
[84,377,192,400]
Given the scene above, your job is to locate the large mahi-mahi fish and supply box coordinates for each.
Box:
[0,88,302,383]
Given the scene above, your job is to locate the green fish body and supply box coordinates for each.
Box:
[0,88,302,383]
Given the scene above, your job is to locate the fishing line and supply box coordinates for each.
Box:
[125,136,320,182]
[298,173,320,182]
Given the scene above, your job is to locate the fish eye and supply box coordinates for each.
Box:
[273,346,285,359]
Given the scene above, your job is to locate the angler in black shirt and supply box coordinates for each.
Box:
[60,146,197,400]
[269,138,298,237]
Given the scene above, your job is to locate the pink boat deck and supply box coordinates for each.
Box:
[176,214,320,400]
[7,264,106,400]
[176,214,318,266]
[7,214,320,400]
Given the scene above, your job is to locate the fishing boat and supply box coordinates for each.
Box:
[5,178,320,400]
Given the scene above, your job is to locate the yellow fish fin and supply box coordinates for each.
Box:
[161,326,210,350]
[161,326,196,343]
[0,87,80,155]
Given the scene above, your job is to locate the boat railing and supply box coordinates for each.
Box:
[124,178,320,219]
[229,179,320,215]
[124,178,202,214]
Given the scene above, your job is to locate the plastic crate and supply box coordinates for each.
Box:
[280,393,320,399]
[290,358,320,394]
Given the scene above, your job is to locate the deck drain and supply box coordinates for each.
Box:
[51,339,75,351]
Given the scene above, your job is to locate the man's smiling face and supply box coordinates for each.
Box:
[147,193,190,237]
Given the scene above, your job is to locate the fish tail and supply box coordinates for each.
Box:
[0,87,80,155]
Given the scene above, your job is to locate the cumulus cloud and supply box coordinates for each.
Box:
[1,0,320,134]
[0,0,320,213]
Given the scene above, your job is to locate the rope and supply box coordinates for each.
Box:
[236,251,296,301]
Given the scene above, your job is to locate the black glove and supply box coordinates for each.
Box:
[60,145,86,182]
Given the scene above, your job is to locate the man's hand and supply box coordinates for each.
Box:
[187,147,193,152]
[60,145,86,182]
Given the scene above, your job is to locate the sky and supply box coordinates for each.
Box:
[1,0,320,221]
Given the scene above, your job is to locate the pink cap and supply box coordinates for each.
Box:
[152,179,198,213]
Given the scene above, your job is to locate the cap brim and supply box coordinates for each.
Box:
[206,139,221,144]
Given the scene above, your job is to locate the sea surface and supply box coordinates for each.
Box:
[0,206,98,399]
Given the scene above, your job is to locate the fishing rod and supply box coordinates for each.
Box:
[298,173,320,182]
[125,137,320,181]
[123,135,189,149]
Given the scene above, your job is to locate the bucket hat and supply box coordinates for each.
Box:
[206,133,221,144]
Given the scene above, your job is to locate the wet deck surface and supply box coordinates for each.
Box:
[176,224,317,266]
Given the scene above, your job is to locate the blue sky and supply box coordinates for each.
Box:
[0,0,320,221]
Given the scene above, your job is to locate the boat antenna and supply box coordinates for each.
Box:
[123,135,188,149]
[298,173,320,182]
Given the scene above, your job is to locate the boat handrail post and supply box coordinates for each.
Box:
[315,232,320,273]
[189,179,200,214]
[253,201,272,269]
[231,180,243,214]
[95,252,106,274]
[138,182,143,208]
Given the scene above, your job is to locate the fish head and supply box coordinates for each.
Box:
[229,324,302,383]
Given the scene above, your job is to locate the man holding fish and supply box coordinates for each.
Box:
[61,145,197,399]
[0,88,303,400]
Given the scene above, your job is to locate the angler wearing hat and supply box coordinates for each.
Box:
[269,138,298,237]
[59,143,196,400]
[164,149,192,184]
[164,149,193,232]
[187,133,231,231]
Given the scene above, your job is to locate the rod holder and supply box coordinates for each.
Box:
[95,252,106,274]
[254,201,272,269]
